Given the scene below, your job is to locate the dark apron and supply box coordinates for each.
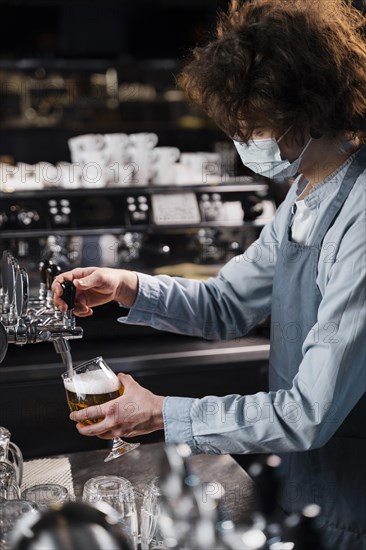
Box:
[269,146,366,549]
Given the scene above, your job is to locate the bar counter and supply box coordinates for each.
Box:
[34,442,256,526]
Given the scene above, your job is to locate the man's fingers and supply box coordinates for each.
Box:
[54,294,91,315]
[73,307,94,317]
[73,271,103,290]
[53,296,67,312]
[51,279,65,297]
[118,373,134,387]
[51,267,98,295]
[70,404,104,423]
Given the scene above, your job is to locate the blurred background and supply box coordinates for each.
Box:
[0,0,231,164]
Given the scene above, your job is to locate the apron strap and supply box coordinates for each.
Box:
[311,144,366,246]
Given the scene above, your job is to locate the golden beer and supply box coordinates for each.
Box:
[63,369,123,425]
[61,356,140,461]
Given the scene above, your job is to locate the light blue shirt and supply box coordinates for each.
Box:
[119,157,366,455]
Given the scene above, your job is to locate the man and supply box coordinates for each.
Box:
[54,1,366,547]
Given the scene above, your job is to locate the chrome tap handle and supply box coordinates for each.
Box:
[38,259,49,302]
[46,261,61,291]
[39,259,49,285]
[1,252,18,316]
[15,268,29,318]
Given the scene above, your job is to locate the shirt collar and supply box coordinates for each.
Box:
[294,152,357,210]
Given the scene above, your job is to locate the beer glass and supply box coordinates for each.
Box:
[61,357,140,462]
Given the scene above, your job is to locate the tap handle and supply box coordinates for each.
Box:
[39,259,49,284]
[61,281,76,311]
[46,262,61,290]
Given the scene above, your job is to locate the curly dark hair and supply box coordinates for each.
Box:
[179,0,366,144]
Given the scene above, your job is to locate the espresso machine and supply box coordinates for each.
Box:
[0,179,274,457]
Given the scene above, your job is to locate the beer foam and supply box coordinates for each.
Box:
[63,369,120,395]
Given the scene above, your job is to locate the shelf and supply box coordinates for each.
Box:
[0,58,119,72]
[0,178,269,199]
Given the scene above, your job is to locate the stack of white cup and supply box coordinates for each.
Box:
[0,133,224,192]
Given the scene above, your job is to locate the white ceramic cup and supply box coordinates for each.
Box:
[128,132,158,151]
[68,134,112,188]
[179,152,207,184]
[56,162,83,189]
[179,152,222,184]
[102,133,130,186]
[198,152,222,184]
[127,133,159,185]
[79,161,108,188]
[11,163,44,191]
[68,134,105,160]
[151,146,180,185]
[103,133,129,161]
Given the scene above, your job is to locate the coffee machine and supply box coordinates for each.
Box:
[0,178,274,269]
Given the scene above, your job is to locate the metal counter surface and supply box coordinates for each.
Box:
[63,442,256,526]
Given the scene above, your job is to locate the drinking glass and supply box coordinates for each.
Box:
[21,484,69,511]
[140,477,162,550]
[82,475,138,548]
[61,356,140,462]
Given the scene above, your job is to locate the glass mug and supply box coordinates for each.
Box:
[61,357,140,462]
[0,427,23,487]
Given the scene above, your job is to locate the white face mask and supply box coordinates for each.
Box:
[233,129,313,184]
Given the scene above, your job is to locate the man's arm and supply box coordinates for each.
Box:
[118,196,291,340]
[163,219,366,453]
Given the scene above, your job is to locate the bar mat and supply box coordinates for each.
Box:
[21,457,75,500]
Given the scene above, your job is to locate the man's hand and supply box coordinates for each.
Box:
[52,267,138,316]
[69,373,165,438]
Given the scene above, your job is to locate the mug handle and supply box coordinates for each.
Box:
[148,134,159,149]
[171,148,180,162]
[9,441,23,487]
[0,479,21,500]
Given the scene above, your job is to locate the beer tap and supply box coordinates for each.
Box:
[53,280,76,376]
[0,251,82,368]
[46,261,62,309]
[38,259,49,304]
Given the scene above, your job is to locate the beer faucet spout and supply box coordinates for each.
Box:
[53,338,74,375]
